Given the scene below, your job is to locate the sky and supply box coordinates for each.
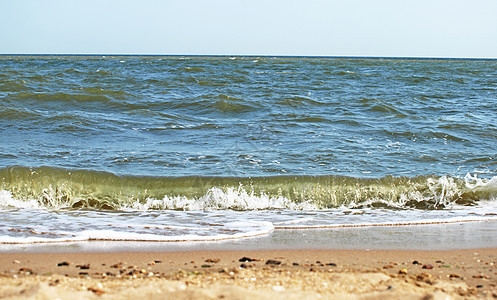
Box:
[1,0,497,58]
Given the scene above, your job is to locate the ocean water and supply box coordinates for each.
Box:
[1,55,497,248]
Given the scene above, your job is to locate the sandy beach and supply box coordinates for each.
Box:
[0,248,496,299]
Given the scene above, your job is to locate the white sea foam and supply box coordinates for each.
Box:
[426,175,462,206]
[345,174,497,209]
[1,191,496,246]
[465,173,497,190]
[128,186,317,211]
[0,190,41,209]
[0,221,274,244]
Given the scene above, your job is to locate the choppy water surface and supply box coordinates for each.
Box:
[0,56,496,246]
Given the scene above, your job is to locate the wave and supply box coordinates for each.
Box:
[170,95,262,115]
[11,91,116,105]
[1,166,496,211]
[0,106,41,120]
[0,221,275,244]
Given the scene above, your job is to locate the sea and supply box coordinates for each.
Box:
[1,55,496,251]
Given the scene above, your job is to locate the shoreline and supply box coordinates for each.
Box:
[2,220,497,253]
[1,248,496,299]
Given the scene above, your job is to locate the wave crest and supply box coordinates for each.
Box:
[129,186,317,211]
[1,166,496,211]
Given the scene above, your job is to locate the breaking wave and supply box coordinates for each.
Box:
[1,166,496,211]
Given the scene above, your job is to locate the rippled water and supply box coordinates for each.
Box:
[1,56,496,246]
[2,56,497,177]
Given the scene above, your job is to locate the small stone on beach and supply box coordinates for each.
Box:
[76,264,90,269]
[473,274,490,279]
[88,287,105,295]
[239,257,255,262]
[18,268,34,274]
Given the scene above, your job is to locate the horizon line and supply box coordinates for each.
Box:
[1,54,496,61]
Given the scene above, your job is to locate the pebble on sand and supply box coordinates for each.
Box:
[76,264,90,270]
[239,257,256,262]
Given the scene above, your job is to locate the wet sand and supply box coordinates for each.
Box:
[1,248,496,299]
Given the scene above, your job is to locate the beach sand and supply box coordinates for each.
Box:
[1,248,496,299]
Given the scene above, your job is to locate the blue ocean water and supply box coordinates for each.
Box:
[0,56,496,246]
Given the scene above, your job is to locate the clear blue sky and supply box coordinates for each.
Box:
[2,0,497,58]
